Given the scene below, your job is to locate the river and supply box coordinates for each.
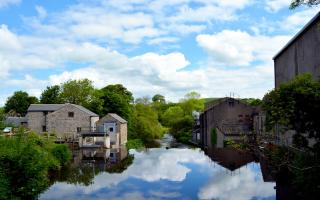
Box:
[39,135,277,200]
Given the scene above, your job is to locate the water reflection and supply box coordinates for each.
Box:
[40,148,276,200]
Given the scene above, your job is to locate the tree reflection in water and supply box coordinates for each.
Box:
[50,147,134,186]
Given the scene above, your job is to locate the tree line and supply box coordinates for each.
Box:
[2,79,205,144]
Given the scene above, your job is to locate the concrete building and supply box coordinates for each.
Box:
[27,104,99,139]
[274,11,320,88]
[199,98,260,148]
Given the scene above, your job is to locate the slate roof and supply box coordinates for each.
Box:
[27,104,98,117]
[273,11,320,59]
[28,104,65,112]
[4,117,28,126]
[108,113,127,123]
[72,104,99,117]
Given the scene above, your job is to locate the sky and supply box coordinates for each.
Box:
[0,0,319,105]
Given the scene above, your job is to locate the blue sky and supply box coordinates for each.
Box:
[0,0,319,105]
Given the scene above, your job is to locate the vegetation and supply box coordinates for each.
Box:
[290,0,320,9]
[4,91,38,116]
[0,129,71,199]
[126,138,145,149]
[40,85,62,104]
[262,73,320,150]
[211,128,217,145]
[262,74,320,199]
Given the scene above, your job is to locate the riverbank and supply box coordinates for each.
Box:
[0,130,72,199]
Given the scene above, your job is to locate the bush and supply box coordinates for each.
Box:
[50,144,72,166]
[0,130,72,199]
[126,139,144,149]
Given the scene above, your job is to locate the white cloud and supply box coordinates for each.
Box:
[198,164,275,200]
[196,30,291,66]
[0,24,22,52]
[279,8,320,32]
[0,0,20,8]
[265,0,291,12]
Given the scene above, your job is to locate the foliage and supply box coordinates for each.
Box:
[211,128,217,145]
[133,103,165,140]
[241,98,262,106]
[262,73,320,149]
[161,106,184,127]
[152,94,165,103]
[290,0,320,9]
[126,139,145,149]
[100,84,134,133]
[4,91,39,116]
[60,79,95,106]
[50,144,72,166]
[40,85,62,104]
[180,91,204,115]
[0,130,71,199]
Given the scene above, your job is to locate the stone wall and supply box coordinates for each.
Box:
[275,19,320,88]
[27,112,46,134]
[96,114,128,146]
[46,104,92,139]
[201,98,256,148]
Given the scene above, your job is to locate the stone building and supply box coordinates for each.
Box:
[95,113,127,147]
[27,104,99,139]
[274,11,320,88]
[199,98,260,148]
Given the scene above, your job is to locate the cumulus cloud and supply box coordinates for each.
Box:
[196,30,291,66]
[265,0,291,12]
[279,8,320,32]
[0,0,20,8]
[198,164,275,200]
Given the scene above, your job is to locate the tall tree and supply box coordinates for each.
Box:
[60,79,94,106]
[290,0,320,8]
[101,84,133,104]
[152,94,165,104]
[40,85,62,104]
[4,91,39,116]
[180,91,204,115]
[262,73,320,149]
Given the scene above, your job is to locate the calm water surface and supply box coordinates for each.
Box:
[40,147,276,200]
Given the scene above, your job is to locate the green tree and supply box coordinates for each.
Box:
[134,103,164,140]
[152,94,165,103]
[4,91,38,116]
[290,0,320,9]
[60,79,94,106]
[99,84,134,130]
[162,106,184,127]
[180,91,204,115]
[40,85,62,104]
[262,73,320,149]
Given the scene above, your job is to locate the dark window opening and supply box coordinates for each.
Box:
[238,114,243,118]
[77,127,81,132]
[68,112,74,117]
[109,127,114,132]
[42,126,46,132]
[229,102,234,107]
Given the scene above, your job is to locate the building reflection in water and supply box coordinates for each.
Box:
[51,147,133,186]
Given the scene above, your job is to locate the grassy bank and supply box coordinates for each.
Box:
[0,129,72,199]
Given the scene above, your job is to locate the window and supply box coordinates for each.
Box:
[68,112,74,117]
[77,127,81,132]
[42,126,46,132]
[238,114,243,118]
[109,127,114,133]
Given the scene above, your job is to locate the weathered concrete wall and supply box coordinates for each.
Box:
[46,104,91,139]
[27,112,46,134]
[275,20,320,87]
